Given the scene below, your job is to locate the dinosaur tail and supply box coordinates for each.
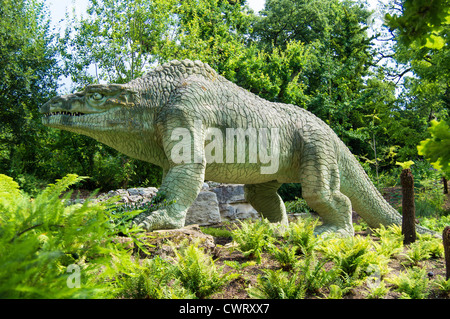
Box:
[339,145,436,236]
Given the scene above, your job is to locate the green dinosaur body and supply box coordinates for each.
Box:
[40,59,434,236]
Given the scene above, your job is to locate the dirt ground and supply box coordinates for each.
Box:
[205,223,449,299]
[206,183,450,299]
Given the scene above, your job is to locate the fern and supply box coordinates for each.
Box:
[319,236,374,280]
[286,217,319,255]
[298,253,338,293]
[365,280,390,299]
[232,219,274,263]
[270,244,299,271]
[402,241,432,266]
[433,276,450,295]
[0,174,144,298]
[248,269,306,299]
[326,284,351,299]
[114,256,194,299]
[172,242,237,298]
[387,267,430,299]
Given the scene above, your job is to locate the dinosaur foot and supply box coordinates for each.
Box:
[313,223,354,238]
[133,209,185,232]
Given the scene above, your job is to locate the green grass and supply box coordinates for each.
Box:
[200,226,233,238]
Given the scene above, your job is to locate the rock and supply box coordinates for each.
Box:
[127,188,141,196]
[67,183,259,226]
[208,183,260,221]
[135,224,216,258]
[137,187,158,197]
[186,191,221,226]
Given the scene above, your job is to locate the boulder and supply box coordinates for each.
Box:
[208,183,260,221]
[185,191,221,226]
[72,183,259,226]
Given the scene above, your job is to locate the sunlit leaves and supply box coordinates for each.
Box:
[385,0,449,50]
[417,120,450,176]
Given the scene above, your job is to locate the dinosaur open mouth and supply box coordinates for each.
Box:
[43,111,85,117]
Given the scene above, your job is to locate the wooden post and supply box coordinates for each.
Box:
[400,168,416,245]
[444,226,450,280]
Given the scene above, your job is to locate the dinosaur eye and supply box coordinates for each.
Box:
[92,93,104,101]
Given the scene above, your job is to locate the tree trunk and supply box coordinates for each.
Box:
[444,226,450,280]
[443,177,448,194]
[400,168,416,245]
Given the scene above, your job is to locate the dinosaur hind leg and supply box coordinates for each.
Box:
[300,156,354,237]
[244,180,288,225]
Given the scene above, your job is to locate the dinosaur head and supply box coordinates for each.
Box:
[40,83,140,135]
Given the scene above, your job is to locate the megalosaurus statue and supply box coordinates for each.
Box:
[40,59,435,237]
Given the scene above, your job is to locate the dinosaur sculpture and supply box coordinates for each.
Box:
[40,59,435,236]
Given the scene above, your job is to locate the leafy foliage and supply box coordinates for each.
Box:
[387,267,430,299]
[269,244,299,271]
[418,120,450,177]
[231,219,274,263]
[0,0,61,184]
[171,242,238,299]
[248,269,306,299]
[298,253,338,294]
[285,217,319,255]
[319,236,374,280]
[385,0,450,50]
[0,174,144,298]
[114,256,194,299]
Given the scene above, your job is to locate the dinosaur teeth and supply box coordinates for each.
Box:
[45,111,85,117]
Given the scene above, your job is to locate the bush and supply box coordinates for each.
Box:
[278,183,302,201]
[285,197,312,214]
[270,244,299,271]
[433,276,450,295]
[298,254,338,294]
[415,179,446,218]
[372,225,404,258]
[402,235,444,266]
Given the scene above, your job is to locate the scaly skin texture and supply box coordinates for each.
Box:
[40,59,435,236]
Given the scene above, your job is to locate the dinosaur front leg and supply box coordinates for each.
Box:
[133,163,205,231]
[134,112,206,231]
[244,181,288,225]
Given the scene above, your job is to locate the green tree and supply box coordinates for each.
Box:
[158,0,253,76]
[0,0,62,188]
[386,0,450,174]
[418,120,450,176]
[247,0,378,150]
[61,0,177,85]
